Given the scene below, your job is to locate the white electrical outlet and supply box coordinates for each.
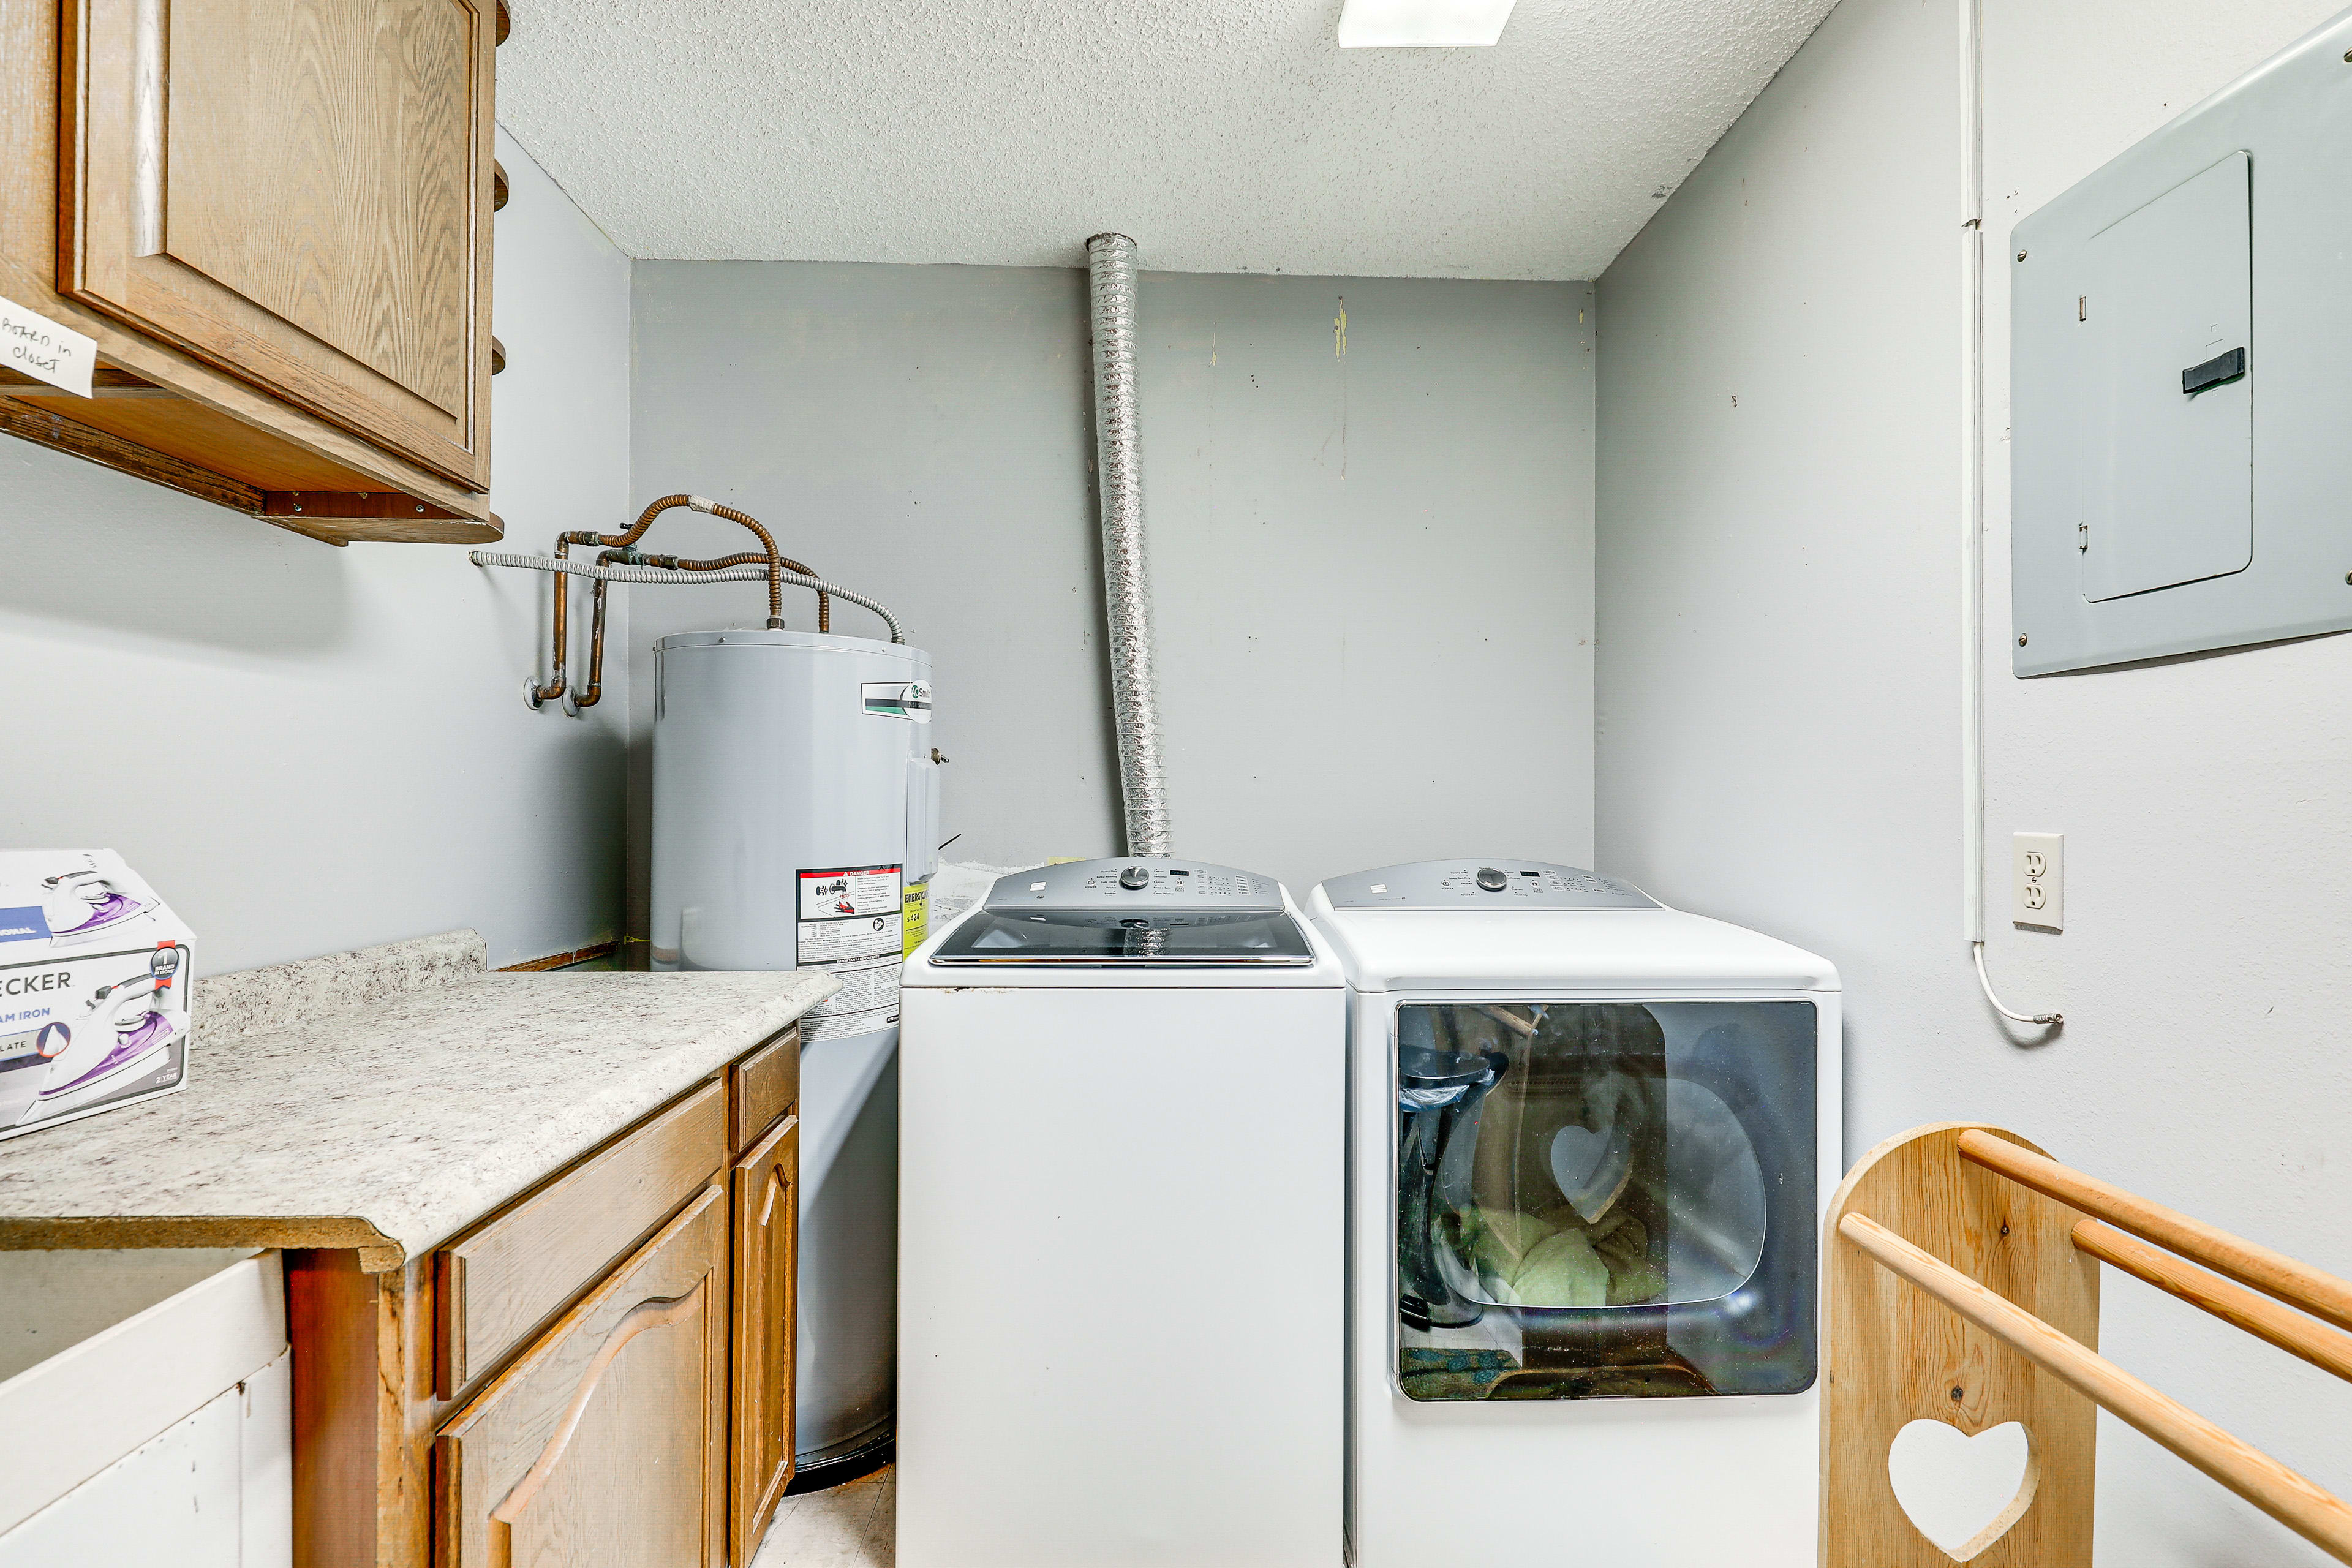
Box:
[2013,833,2064,929]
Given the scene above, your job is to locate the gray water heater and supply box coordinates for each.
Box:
[650,626,937,1472]
[651,628,937,1009]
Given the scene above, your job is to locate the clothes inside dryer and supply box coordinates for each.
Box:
[1395,1000,1817,1402]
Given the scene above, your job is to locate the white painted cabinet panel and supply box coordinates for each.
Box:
[0,1251,288,1564]
[0,1349,290,1566]
[238,1351,293,1567]
[0,1378,244,1566]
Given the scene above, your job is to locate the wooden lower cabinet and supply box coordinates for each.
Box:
[730,1115,800,1561]
[436,1083,729,1398]
[434,1186,729,1568]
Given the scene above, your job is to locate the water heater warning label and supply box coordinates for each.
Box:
[801,956,900,1042]
[797,864,904,1041]
[796,864,903,965]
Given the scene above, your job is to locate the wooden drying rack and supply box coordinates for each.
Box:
[1824,1122,2352,1565]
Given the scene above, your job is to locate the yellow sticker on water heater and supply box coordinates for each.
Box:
[902,880,929,957]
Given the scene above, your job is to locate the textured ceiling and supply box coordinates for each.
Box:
[497,0,1836,280]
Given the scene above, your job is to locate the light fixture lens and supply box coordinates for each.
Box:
[1337,0,1518,48]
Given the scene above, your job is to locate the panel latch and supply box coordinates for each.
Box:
[2182,346,2247,394]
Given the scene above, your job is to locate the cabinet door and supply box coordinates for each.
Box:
[730,1115,798,1564]
[59,0,495,490]
[436,1186,728,1568]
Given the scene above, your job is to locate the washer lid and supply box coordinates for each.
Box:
[1318,859,1658,911]
[930,858,1310,967]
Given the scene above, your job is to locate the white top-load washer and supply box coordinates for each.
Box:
[1308,860,1841,1568]
[899,859,1348,1568]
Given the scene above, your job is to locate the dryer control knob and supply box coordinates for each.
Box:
[1118,864,1152,890]
[1476,866,1507,892]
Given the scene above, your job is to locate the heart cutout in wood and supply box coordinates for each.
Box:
[1887,1418,2035,1562]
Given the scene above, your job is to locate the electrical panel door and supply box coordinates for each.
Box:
[2076,153,2251,605]
[2011,13,2352,675]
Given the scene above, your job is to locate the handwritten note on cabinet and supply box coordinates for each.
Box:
[0,295,95,398]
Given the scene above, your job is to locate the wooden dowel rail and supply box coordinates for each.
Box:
[2073,1219,2352,1386]
[1838,1212,2352,1564]
[1958,1128,2352,1333]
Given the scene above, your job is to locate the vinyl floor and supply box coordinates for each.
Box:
[750,1463,894,1567]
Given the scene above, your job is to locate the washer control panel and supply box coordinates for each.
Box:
[984,858,1284,914]
[1319,859,1659,911]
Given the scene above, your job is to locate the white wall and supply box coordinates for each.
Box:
[627,262,1593,910]
[1145,273,1596,892]
[625,262,1111,907]
[0,132,633,973]
[1596,0,2352,1559]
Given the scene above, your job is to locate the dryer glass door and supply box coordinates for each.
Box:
[1393,1000,1817,1401]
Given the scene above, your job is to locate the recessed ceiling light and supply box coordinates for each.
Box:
[1338,0,1518,48]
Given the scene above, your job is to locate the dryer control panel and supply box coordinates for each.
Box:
[1319,859,1658,911]
[984,859,1284,914]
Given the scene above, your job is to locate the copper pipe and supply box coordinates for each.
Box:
[570,541,835,710]
[565,552,621,710]
[537,494,693,707]
[703,501,786,630]
[562,491,699,553]
[579,577,608,710]
[529,567,570,709]
[559,494,804,629]
[631,551,831,632]
[543,495,834,715]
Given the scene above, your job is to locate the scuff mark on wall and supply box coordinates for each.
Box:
[1336,297,1349,479]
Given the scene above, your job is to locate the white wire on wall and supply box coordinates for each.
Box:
[1958,0,2060,1027]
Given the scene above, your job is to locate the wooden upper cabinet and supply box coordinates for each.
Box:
[59,0,494,491]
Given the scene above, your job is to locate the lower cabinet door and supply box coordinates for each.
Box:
[731,1114,799,1562]
[435,1185,729,1568]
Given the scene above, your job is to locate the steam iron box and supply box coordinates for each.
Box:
[0,851,195,1142]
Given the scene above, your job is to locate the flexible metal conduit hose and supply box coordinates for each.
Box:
[472,549,906,717]
[1087,233,1172,858]
[472,552,900,638]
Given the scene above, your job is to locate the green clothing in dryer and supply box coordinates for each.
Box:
[1509,1227,1610,1307]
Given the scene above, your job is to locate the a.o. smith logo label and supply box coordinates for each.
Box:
[861,681,932,722]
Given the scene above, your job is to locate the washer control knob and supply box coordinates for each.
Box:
[1118,864,1152,890]
[1476,866,1507,892]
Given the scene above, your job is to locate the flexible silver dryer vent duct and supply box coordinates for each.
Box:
[1086,232,1172,857]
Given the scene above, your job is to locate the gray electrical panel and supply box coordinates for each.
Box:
[2011,10,2352,676]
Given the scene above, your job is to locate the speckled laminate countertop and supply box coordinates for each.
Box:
[0,931,834,1270]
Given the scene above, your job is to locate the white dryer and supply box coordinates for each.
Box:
[898,859,1348,1568]
[1308,860,1841,1568]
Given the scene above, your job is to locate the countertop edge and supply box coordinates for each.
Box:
[0,1214,405,1271]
